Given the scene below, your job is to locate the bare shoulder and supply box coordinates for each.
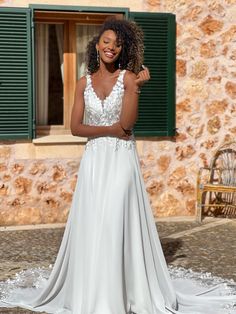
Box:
[75,75,87,92]
[124,70,138,89]
[124,70,137,82]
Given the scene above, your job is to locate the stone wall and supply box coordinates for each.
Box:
[0,146,79,225]
[0,0,236,225]
[140,0,236,217]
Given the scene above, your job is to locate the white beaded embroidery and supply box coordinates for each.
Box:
[83,70,136,151]
[85,136,136,152]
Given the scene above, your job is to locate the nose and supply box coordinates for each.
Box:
[107,42,115,50]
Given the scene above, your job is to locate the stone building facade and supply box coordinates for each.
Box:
[0,0,236,225]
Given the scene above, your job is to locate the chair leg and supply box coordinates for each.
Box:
[196,187,204,222]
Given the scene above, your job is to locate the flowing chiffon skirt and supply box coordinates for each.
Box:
[0,137,235,314]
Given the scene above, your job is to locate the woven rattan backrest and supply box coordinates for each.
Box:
[209,142,236,186]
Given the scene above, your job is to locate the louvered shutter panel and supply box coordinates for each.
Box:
[0,8,33,139]
[129,12,176,136]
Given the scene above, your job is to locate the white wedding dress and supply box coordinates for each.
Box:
[0,69,235,314]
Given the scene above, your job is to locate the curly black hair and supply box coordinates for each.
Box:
[86,18,144,74]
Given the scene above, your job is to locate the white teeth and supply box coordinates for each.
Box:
[105,52,114,58]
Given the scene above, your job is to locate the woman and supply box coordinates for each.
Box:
[0,18,235,314]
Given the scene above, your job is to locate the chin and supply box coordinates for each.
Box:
[101,55,119,64]
[102,59,117,65]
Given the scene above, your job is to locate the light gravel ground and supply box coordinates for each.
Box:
[0,218,235,314]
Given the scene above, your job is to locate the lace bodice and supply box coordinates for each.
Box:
[83,69,135,151]
[84,69,126,126]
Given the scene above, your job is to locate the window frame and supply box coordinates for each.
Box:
[31,6,128,137]
[0,6,176,140]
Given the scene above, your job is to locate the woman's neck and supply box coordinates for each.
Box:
[98,61,119,76]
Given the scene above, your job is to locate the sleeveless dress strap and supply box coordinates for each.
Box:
[118,69,126,83]
[86,73,92,89]
[116,69,126,90]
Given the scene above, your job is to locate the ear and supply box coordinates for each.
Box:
[95,43,99,51]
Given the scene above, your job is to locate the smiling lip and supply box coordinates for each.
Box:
[104,51,116,58]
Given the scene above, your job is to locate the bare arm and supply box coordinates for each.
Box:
[70,77,128,139]
[119,71,140,131]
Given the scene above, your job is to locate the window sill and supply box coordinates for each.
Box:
[32,134,87,145]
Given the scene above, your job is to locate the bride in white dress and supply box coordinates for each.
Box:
[0,18,236,314]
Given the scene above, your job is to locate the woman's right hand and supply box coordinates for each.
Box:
[110,122,132,140]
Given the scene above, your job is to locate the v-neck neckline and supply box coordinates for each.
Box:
[89,70,123,104]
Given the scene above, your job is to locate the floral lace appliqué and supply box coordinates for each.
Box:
[83,70,136,151]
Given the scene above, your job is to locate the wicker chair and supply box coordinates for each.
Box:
[196,141,236,222]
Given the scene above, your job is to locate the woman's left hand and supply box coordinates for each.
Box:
[135,65,150,87]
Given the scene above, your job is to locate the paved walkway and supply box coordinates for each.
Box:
[0,217,235,313]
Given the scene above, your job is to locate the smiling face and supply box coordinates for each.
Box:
[96,29,122,65]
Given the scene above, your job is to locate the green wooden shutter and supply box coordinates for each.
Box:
[0,7,33,139]
[129,12,176,136]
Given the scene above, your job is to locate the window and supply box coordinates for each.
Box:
[34,11,122,136]
[0,6,176,140]
[35,23,64,126]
